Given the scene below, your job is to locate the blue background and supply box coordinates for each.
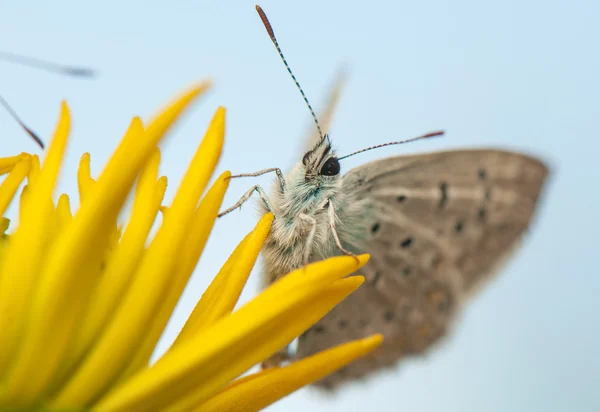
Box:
[0,1,598,411]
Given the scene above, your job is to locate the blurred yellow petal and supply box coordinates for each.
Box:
[0,217,9,234]
[0,153,30,176]
[0,102,71,384]
[175,212,273,345]
[70,149,165,366]
[77,153,95,202]
[52,106,225,407]
[56,194,72,232]
[93,255,368,411]
[0,158,31,216]
[26,154,41,189]
[197,334,383,412]
[119,170,233,380]
[2,83,210,405]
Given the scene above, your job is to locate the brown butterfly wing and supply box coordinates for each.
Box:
[296,149,549,388]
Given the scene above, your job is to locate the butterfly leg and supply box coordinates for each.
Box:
[327,199,359,263]
[218,185,274,218]
[231,167,286,192]
[299,213,317,265]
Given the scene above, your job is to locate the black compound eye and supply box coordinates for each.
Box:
[319,157,340,176]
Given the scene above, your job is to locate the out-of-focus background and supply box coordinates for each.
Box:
[1,1,598,411]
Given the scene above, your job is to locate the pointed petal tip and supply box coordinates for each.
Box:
[363,333,384,347]
[219,170,232,181]
[259,212,275,227]
[357,253,370,265]
[130,116,144,130]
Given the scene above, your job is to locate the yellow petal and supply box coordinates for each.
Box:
[0,153,30,176]
[0,217,9,234]
[92,255,368,412]
[118,171,233,380]
[77,153,95,202]
[26,155,41,189]
[0,102,71,386]
[51,106,224,408]
[3,83,210,404]
[69,149,164,366]
[174,212,273,346]
[197,334,383,412]
[56,194,73,233]
[0,158,31,216]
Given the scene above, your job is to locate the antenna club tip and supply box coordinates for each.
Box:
[255,4,276,39]
[424,130,445,138]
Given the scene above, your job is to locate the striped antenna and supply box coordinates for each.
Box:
[338,131,445,161]
[255,5,325,143]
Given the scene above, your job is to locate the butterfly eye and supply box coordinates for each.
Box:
[319,157,340,176]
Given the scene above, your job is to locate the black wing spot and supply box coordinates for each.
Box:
[371,222,380,234]
[438,182,448,209]
[396,194,407,203]
[454,220,464,233]
[383,311,394,322]
[338,320,348,329]
[478,207,487,221]
[314,325,326,333]
[400,237,414,248]
[478,168,487,180]
[402,266,412,276]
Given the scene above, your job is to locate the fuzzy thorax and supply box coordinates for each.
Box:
[260,158,371,287]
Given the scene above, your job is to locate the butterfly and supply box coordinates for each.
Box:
[219,5,549,389]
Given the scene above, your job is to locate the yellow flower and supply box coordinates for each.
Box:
[0,83,382,411]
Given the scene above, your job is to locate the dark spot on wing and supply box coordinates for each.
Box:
[455,220,464,233]
[371,222,380,234]
[478,207,487,221]
[396,194,406,203]
[402,266,412,276]
[314,325,326,333]
[438,182,448,209]
[478,168,487,180]
[383,311,394,322]
[338,320,348,329]
[400,237,414,248]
